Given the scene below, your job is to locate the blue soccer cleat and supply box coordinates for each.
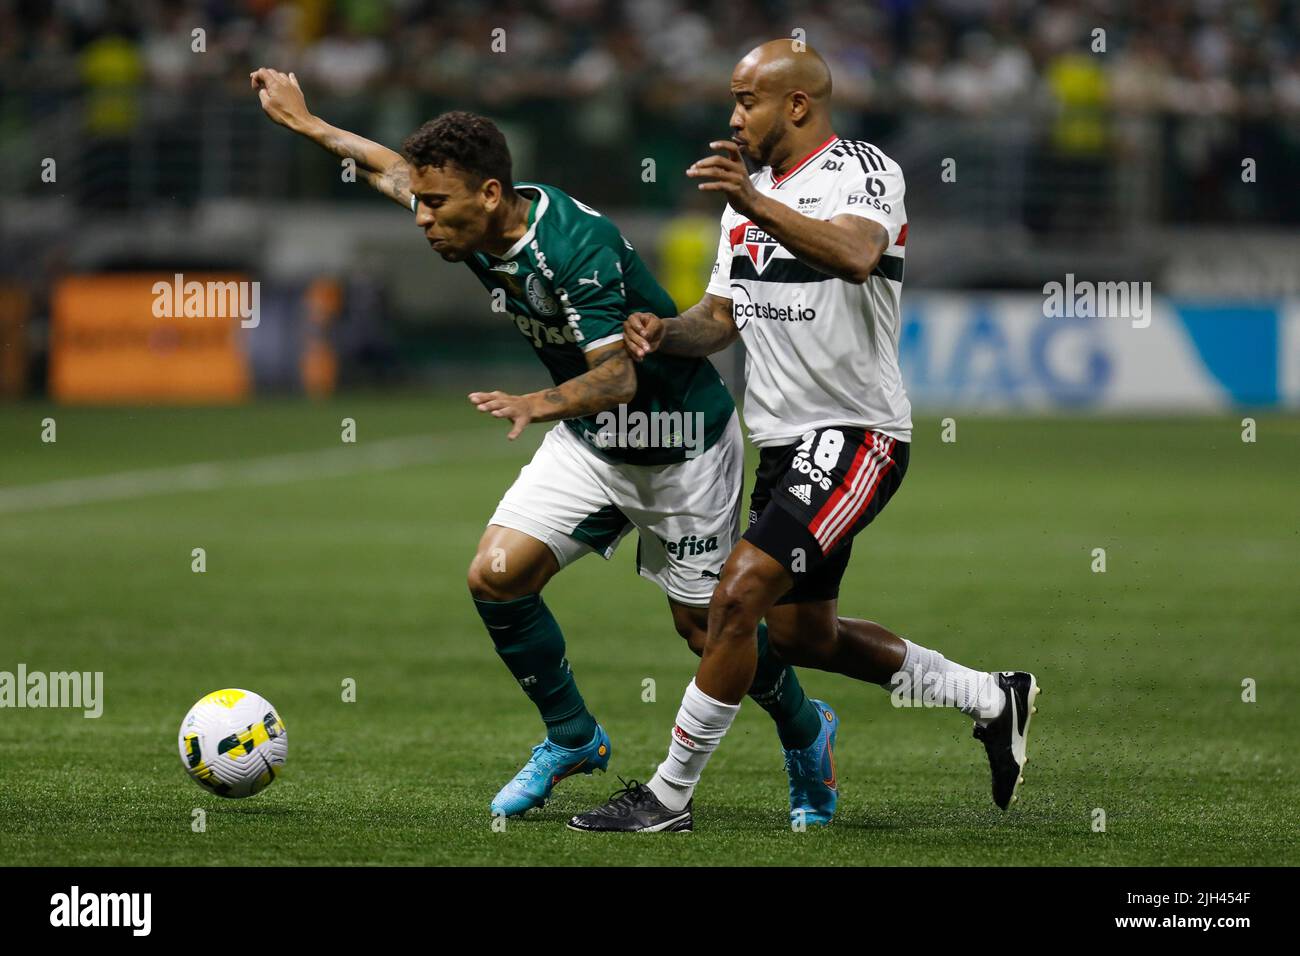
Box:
[490,725,612,818]
[783,699,839,827]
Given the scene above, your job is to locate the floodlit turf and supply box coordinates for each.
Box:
[0,396,1296,866]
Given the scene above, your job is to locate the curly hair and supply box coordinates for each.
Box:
[402,111,515,198]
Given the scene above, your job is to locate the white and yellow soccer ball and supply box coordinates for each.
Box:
[178,688,287,798]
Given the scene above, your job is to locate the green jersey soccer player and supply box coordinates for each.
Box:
[252,68,834,820]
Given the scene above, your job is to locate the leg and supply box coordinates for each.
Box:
[765,599,906,683]
[467,524,562,602]
[640,429,893,823]
[473,423,637,817]
[695,542,796,704]
[762,593,1040,812]
[666,600,708,657]
[569,544,797,833]
[640,543,792,813]
[469,525,613,817]
[749,453,1038,809]
[468,523,602,748]
[764,598,1005,719]
[669,598,823,750]
[740,431,1006,722]
[572,428,878,831]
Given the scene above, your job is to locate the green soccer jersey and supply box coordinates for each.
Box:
[456,182,735,465]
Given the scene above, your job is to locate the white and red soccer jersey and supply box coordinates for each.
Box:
[706,135,913,445]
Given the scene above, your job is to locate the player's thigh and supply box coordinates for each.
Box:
[619,413,746,608]
[467,524,562,600]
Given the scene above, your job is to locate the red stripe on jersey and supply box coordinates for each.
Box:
[771,134,839,187]
[820,444,896,553]
[809,439,872,540]
[896,223,908,247]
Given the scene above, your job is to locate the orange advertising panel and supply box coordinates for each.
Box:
[51,274,251,403]
[0,283,29,398]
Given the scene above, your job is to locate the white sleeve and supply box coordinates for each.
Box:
[704,215,734,299]
[827,161,907,246]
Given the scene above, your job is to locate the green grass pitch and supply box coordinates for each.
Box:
[0,396,1296,866]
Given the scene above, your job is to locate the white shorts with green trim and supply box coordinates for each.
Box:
[490,413,743,607]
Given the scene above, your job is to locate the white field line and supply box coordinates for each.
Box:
[0,429,528,515]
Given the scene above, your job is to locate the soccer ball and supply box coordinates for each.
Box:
[178,688,287,798]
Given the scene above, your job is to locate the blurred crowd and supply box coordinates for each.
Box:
[1,0,1298,117]
[0,0,1296,226]
[0,0,1296,397]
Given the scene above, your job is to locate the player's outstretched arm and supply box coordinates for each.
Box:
[469,342,638,440]
[625,294,737,361]
[250,68,412,209]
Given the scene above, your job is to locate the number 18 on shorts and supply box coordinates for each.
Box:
[745,426,910,596]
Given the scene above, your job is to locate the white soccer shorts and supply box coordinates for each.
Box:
[490,413,744,606]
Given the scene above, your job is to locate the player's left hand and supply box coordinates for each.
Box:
[469,390,535,440]
[688,140,759,215]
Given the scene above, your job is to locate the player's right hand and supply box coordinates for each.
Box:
[624,312,665,361]
[250,68,311,131]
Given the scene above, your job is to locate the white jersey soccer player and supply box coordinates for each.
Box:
[572,40,1038,834]
[707,133,913,451]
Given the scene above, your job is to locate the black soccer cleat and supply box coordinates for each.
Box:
[567,778,693,833]
[972,671,1040,810]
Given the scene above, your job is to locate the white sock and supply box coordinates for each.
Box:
[645,679,740,812]
[890,638,1004,722]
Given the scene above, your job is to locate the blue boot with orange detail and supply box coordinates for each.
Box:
[490,725,612,818]
[782,699,839,827]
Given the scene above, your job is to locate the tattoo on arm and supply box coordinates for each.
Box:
[532,347,636,421]
[314,124,410,207]
[364,160,412,207]
[319,128,365,164]
[662,297,737,356]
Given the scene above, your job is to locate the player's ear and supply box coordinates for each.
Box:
[481,177,502,212]
[788,90,809,123]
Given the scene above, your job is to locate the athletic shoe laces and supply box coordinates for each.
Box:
[513,741,560,785]
[783,744,822,779]
[602,777,647,812]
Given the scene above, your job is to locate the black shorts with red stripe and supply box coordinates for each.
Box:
[743,426,909,605]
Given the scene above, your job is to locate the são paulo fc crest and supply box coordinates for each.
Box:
[526,272,558,315]
[729,220,780,274]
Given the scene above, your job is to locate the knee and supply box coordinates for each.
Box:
[710,577,765,641]
[467,553,534,603]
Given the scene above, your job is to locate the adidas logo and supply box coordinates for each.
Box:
[788,484,812,504]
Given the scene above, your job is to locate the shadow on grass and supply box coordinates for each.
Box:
[205,802,310,818]
[500,803,896,833]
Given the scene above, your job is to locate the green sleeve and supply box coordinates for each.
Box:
[554,242,628,353]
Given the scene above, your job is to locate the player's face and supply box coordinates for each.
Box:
[729,69,786,166]
[410,163,496,262]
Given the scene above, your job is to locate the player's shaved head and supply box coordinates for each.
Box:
[727,39,835,172]
[734,39,832,104]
